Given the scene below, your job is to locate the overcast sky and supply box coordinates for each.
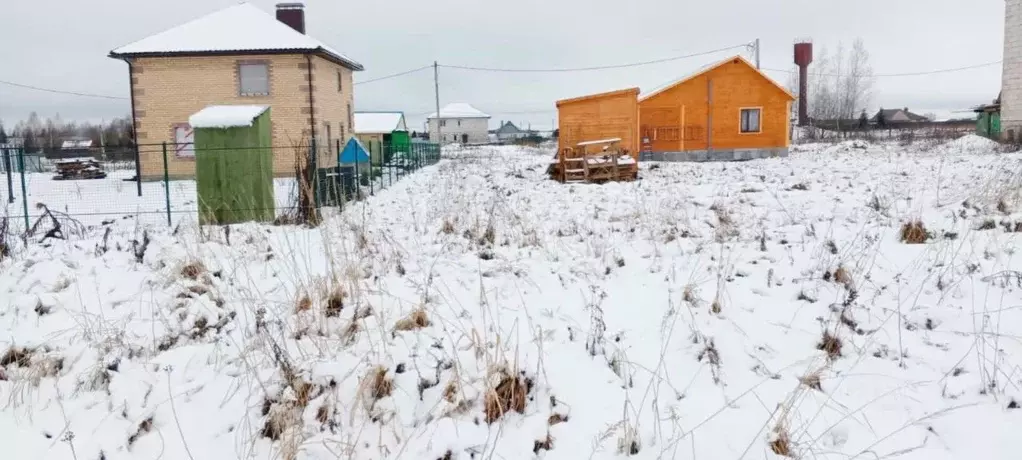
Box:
[0,0,1006,131]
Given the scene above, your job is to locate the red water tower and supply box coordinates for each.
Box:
[794,40,813,126]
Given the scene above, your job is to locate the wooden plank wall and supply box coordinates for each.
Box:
[639,58,792,152]
[557,89,640,157]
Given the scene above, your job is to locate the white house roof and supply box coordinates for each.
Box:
[354,112,408,133]
[427,103,490,119]
[189,105,269,128]
[109,3,362,70]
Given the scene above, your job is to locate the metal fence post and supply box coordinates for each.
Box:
[4,147,14,204]
[17,148,29,230]
[310,139,320,208]
[369,141,375,196]
[162,142,172,226]
[135,144,143,197]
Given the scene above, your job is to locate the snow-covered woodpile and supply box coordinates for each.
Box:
[53,157,107,180]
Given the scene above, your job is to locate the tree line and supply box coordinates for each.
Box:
[0,112,134,152]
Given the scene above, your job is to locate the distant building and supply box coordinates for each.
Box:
[870,108,929,124]
[1003,0,1022,141]
[492,121,531,142]
[427,103,490,144]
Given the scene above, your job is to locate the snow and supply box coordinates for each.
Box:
[188,105,269,128]
[109,3,362,70]
[353,112,406,134]
[577,137,622,146]
[935,134,1002,154]
[4,140,1022,459]
[427,102,490,119]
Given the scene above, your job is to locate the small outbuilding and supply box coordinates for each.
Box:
[354,111,409,164]
[188,104,274,225]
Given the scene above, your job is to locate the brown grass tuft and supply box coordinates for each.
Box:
[0,347,33,368]
[440,218,456,234]
[296,294,312,313]
[484,371,529,423]
[325,289,345,317]
[368,366,393,401]
[443,378,459,403]
[833,266,853,287]
[533,434,554,453]
[899,221,929,244]
[394,308,430,331]
[769,426,793,457]
[180,261,205,280]
[817,330,843,360]
[548,413,569,425]
[799,371,823,391]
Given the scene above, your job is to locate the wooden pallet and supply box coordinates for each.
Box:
[548,138,637,183]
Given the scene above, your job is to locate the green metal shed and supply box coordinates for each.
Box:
[188,105,275,225]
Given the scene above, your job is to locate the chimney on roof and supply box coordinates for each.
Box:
[276,3,305,34]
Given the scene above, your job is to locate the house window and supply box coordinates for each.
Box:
[173,124,194,158]
[347,103,353,132]
[457,119,461,127]
[238,62,269,96]
[337,71,343,92]
[740,108,761,133]
[440,120,446,128]
[340,122,346,141]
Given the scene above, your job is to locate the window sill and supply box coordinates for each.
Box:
[239,93,271,97]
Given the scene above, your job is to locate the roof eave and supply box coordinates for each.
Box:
[108,48,364,71]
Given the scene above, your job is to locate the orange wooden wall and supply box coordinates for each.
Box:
[557,88,640,156]
[638,57,793,152]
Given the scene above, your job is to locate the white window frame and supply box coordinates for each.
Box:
[172,124,194,158]
[238,61,270,96]
[740,107,762,134]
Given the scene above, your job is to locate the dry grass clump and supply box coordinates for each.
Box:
[769,424,793,457]
[367,366,394,401]
[295,293,312,313]
[833,266,853,287]
[817,330,843,360]
[0,347,33,368]
[180,261,206,280]
[899,221,929,244]
[440,218,456,234]
[324,288,345,318]
[548,413,569,425]
[533,434,554,454]
[394,308,430,331]
[484,370,530,423]
[798,370,823,391]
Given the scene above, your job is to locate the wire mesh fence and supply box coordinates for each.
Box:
[0,139,441,234]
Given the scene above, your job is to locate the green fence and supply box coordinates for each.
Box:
[0,139,442,233]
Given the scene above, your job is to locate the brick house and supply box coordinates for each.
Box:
[109,2,363,179]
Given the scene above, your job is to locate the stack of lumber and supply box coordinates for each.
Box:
[548,138,638,183]
[53,157,107,180]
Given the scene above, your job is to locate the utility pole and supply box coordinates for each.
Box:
[755,38,761,69]
[433,61,441,143]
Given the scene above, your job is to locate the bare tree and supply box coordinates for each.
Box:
[807,39,875,124]
[838,39,874,121]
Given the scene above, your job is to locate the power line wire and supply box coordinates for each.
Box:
[0,78,128,100]
[762,60,1002,78]
[438,43,751,73]
[354,65,432,86]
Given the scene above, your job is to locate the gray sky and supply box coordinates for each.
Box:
[0,0,1006,131]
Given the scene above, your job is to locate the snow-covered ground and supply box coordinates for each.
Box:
[2,137,1022,460]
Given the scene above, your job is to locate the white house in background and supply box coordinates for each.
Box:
[492,121,530,142]
[427,103,490,144]
[1002,0,1022,141]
